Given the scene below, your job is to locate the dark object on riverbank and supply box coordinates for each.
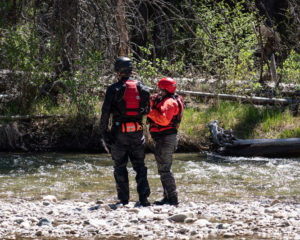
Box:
[208,120,300,158]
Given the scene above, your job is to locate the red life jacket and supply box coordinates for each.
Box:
[150,94,184,133]
[122,79,140,116]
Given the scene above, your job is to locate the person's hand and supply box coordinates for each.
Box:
[150,94,159,109]
[100,131,111,153]
[150,94,159,101]
[100,138,110,153]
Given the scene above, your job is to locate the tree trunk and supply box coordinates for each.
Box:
[115,0,130,56]
[60,0,79,73]
[52,0,79,75]
[8,0,18,25]
[270,53,277,84]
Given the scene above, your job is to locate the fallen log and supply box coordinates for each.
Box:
[176,89,299,106]
[99,83,299,106]
[0,94,13,102]
[220,138,300,158]
[208,120,300,158]
[0,115,65,121]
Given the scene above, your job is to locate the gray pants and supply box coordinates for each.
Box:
[153,133,178,199]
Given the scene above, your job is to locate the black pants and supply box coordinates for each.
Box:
[153,133,178,200]
[110,129,150,202]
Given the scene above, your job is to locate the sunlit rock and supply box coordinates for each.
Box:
[168,214,188,222]
[42,195,57,203]
[195,218,211,227]
[223,232,236,238]
[137,208,154,219]
[184,217,197,223]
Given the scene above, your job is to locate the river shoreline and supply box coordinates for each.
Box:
[1,195,299,240]
[0,118,203,153]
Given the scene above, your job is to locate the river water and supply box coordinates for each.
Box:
[0,152,299,204]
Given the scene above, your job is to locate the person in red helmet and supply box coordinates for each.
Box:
[147,77,184,206]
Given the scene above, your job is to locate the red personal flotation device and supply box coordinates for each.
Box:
[123,79,141,116]
[149,94,184,133]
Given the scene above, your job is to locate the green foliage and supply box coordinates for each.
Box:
[59,49,104,116]
[280,128,300,138]
[0,21,104,116]
[278,50,300,84]
[134,45,158,82]
[181,101,300,141]
[134,45,186,82]
[195,0,257,79]
[0,0,299,122]
[0,24,55,74]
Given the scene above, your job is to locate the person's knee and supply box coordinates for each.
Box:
[114,166,127,176]
[157,162,172,173]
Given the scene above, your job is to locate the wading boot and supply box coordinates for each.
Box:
[134,196,151,207]
[154,197,169,205]
[108,200,128,210]
[168,196,179,206]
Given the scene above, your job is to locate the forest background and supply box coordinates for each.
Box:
[0,0,299,152]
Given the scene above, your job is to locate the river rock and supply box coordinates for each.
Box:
[223,232,236,238]
[89,219,108,228]
[188,202,198,208]
[13,217,24,224]
[265,207,278,214]
[168,214,187,222]
[103,204,111,211]
[21,220,31,229]
[0,198,299,239]
[127,208,139,213]
[137,208,154,219]
[37,218,51,226]
[43,195,57,203]
[168,212,195,223]
[43,201,50,206]
[270,199,281,206]
[195,218,211,227]
[177,227,189,234]
[184,217,197,223]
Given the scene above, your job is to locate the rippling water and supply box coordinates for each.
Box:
[0,152,299,203]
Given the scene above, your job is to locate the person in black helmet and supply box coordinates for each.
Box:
[99,56,151,207]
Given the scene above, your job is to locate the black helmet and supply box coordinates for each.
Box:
[114,56,133,73]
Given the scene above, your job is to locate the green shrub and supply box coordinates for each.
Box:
[278,50,300,84]
[195,0,257,81]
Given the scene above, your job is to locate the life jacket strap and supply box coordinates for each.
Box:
[121,122,142,133]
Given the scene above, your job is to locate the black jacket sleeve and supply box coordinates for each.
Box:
[137,82,150,115]
[99,86,115,136]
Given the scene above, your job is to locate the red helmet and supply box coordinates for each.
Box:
[157,77,176,93]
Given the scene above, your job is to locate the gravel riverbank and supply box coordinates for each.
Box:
[1,195,299,239]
